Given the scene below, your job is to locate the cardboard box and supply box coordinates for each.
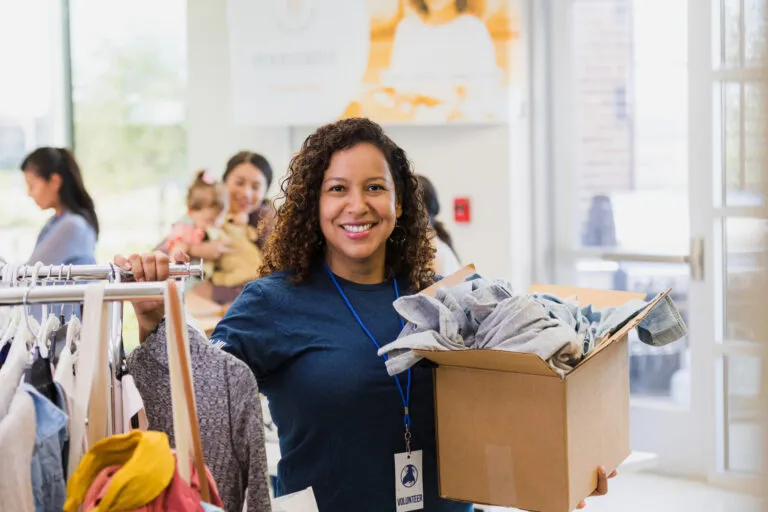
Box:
[416,267,665,512]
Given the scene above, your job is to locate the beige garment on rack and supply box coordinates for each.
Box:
[66,283,111,478]
[166,283,194,483]
[165,279,211,503]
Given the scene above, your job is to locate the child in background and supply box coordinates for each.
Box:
[160,171,229,291]
[162,170,264,291]
[163,170,228,256]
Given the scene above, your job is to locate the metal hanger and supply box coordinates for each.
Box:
[0,263,20,349]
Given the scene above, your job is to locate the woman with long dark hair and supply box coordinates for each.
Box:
[221,150,276,248]
[114,118,614,511]
[21,147,98,265]
[417,175,461,275]
[212,151,276,304]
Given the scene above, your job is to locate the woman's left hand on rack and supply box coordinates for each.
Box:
[576,466,617,509]
[114,250,189,342]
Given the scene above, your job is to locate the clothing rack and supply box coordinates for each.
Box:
[0,282,169,305]
[0,278,214,508]
[0,262,205,282]
[0,262,205,439]
[0,261,204,368]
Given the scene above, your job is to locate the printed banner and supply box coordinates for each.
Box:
[227,0,519,125]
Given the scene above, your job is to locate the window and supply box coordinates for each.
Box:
[0,0,70,263]
[69,0,188,348]
[0,0,188,267]
[713,0,767,477]
[69,0,188,263]
[569,0,690,401]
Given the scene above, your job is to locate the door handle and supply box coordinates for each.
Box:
[601,253,690,264]
[690,237,705,281]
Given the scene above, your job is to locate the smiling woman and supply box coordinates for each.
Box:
[117,117,615,511]
[260,117,435,290]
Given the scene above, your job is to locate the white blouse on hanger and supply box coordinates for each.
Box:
[0,316,40,512]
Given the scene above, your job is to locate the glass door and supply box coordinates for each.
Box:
[707,0,766,489]
[548,0,713,476]
[548,0,767,486]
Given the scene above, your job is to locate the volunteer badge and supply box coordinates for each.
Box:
[395,450,424,511]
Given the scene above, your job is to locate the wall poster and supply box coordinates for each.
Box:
[227,0,520,125]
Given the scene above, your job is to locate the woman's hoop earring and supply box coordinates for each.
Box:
[388,225,407,246]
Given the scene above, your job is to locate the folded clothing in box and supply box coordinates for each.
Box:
[378,274,688,377]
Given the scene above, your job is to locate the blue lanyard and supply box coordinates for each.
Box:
[324,264,413,429]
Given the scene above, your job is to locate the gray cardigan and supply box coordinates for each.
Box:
[127,321,271,512]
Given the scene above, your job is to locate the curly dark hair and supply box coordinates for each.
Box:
[260,118,435,291]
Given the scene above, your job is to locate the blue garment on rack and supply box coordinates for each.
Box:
[22,382,68,512]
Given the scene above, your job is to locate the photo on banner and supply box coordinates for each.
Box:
[347,0,518,124]
[226,0,520,125]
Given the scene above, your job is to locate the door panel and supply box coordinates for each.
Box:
[549,0,709,476]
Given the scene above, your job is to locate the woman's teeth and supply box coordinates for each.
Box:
[343,224,372,233]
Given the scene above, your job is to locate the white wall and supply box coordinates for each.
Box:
[186,0,293,183]
[186,0,530,283]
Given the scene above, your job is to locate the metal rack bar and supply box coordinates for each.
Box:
[0,262,204,282]
[0,282,168,305]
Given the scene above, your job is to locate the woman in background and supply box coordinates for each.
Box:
[189,151,276,263]
[222,151,276,249]
[21,147,98,265]
[195,151,277,304]
[418,175,461,275]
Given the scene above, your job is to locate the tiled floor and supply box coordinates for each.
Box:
[479,472,762,512]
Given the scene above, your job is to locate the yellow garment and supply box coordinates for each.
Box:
[206,223,263,287]
[63,430,175,512]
